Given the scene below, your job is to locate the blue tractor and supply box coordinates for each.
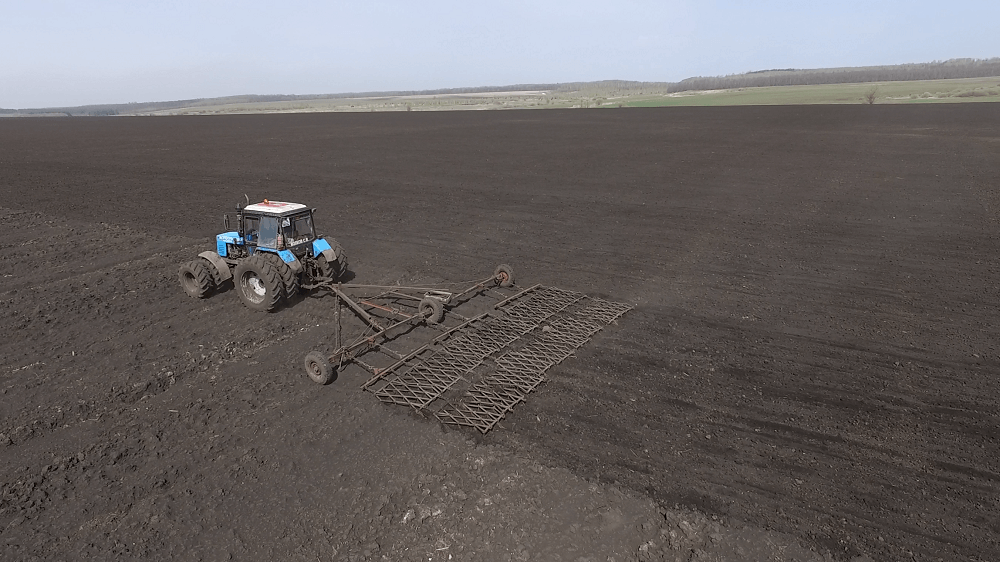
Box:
[178,198,348,311]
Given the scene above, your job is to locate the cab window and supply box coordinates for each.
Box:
[257,216,279,249]
[243,216,260,245]
[283,212,314,246]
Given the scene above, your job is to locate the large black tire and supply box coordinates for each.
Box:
[303,351,335,385]
[260,253,300,298]
[203,257,227,289]
[178,260,214,298]
[317,240,349,281]
[233,254,283,312]
[418,297,445,324]
[494,264,514,288]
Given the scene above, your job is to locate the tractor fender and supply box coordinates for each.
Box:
[312,238,333,256]
[320,248,341,267]
[277,250,303,274]
[198,250,233,282]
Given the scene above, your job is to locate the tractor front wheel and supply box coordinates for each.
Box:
[233,255,283,312]
[178,259,215,298]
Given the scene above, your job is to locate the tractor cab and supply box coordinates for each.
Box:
[239,200,316,253]
[220,200,319,258]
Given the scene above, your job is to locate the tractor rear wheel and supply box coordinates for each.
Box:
[178,260,215,298]
[233,255,283,312]
[261,253,300,299]
[304,351,335,385]
[317,240,349,281]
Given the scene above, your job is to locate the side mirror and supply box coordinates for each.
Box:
[224,214,230,231]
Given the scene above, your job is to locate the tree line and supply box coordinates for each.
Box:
[666,58,1000,92]
[5,58,999,114]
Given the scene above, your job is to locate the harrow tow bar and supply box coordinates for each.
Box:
[303,265,519,387]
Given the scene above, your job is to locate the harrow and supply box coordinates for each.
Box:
[303,264,632,433]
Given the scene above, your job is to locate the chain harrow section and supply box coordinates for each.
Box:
[434,313,608,433]
[576,297,634,325]
[428,381,525,433]
[500,285,584,326]
[367,286,632,433]
[370,286,584,409]
[372,349,480,409]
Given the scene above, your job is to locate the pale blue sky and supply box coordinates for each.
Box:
[2,0,997,108]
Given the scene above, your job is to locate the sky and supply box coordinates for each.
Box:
[2,0,997,109]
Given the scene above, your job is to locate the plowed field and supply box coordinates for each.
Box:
[1,105,998,561]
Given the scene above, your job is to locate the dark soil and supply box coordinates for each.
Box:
[1,104,998,561]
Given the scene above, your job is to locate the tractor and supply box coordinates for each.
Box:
[178,197,348,311]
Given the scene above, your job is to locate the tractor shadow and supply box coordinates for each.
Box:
[289,269,356,308]
[214,280,235,296]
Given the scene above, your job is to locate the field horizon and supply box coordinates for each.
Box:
[4,58,1000,117]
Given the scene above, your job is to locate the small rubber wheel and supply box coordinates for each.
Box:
[178,259,214,298]
[304,351,335,385]
[418,297,445,324]
[493,264,514,288]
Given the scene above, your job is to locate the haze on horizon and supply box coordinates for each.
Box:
[2,0,997,109]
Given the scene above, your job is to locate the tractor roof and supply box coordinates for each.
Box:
[243,200,308,215]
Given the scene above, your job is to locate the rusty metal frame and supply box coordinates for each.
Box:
[307,271,632,434]
[307,271,515,373]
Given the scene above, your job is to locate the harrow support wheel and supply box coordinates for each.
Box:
[304,351,335,385]
[178,259,215,298]
[233,254,283,312]
[418,297,445,324]
[493,264,515,288]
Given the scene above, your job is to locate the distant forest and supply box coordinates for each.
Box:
[3,57,999,115]
[665,57,1000,92]
[0,84,564,116]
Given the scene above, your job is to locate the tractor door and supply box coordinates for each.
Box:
[256,216,279,249]
[242,215,260,247]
